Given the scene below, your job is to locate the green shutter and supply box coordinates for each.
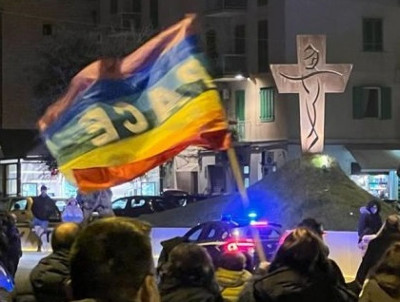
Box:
[260,88,274,122]
[380,86,391,120]
[235,90,245,121]
[353,86,364,119]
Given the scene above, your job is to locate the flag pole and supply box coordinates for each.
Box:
[226,147,267,263]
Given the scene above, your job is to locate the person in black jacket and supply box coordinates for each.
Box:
[32,185,58,252]
[238,228,356,302]
[30,222,80,302]
[159,243,223,302]
[297,218,346,285]
[357,200,382,243]
[359,242,400,302]
[0,212,22,277]
[355,214,400,289]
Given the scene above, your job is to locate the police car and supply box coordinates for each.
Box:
[158,218,282,270]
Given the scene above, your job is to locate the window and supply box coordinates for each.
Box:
[186,226,203,241]
[112,198,128,210]
[131,198,146,208]
[11,199,28,211]
[205,227,217,239]
[206,30,218,60]
[150,0,158,28]
[260,87,275,122]
[363,18,383,52]
[234,24,246,54]
[353,86,391,119]
[132,0,141,13]
[110,0,118,14]
[6,164,17,195]
[22,183,37,196]
[235,90,245,121]
[258,20,268,72]
[42,24,52,36]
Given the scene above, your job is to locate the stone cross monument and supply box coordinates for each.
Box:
[270,35,352,153]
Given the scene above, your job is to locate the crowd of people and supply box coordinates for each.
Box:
[0,194,398,302]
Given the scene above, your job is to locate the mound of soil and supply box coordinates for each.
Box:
[141,154,394,230]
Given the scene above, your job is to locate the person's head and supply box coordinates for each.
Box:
[51,222,80,252]
[67,198,77,206]
[367,200,381,215]
[377,215,400,237]
[298,218,324,239]
[40,185,48,197]
[166,243,215,288]
[218,251,246,271]
[70,217,159,302]
[271,227,328,274]
[370,242,400,297]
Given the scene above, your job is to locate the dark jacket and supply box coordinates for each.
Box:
[359,278,400,302]
[356,232,400,285]
[30,249,70,302]
[358,206,382,241]
[157,236,187,271]
[238,266,356,302]
[159,276,223,302]
[4,222,22,277]
[32,196,57,221]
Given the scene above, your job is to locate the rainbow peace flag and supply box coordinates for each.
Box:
[39,15,230,192]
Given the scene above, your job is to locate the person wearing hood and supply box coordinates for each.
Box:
[215,251,252,302]
[159,243,223,302]
[238,228,356,302]
[61,198,83,223]
[359,242,400,302]
[358,200,382,243]
[355,215,400,290]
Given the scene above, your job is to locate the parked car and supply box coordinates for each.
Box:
[158,219,282,271]
[161,189,208,206]
[111,196,178,217]
[0,196,65,224]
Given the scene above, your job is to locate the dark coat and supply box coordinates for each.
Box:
[359,278,400,302]
[32,196,58,221]
[358,206,382,241]
[238,266,356,302]
[30,249,70,302]
[4,223,22,277]
[159,276,223,302]
[356,232,400,284]
[157,236,187,271]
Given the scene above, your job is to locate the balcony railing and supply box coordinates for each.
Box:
[205,0,247,16]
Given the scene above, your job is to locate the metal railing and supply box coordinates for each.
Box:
[206,0,247,11]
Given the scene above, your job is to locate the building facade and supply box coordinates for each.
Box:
[152,0,400,198]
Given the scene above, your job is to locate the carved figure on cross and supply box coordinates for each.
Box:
[270,35,352,153]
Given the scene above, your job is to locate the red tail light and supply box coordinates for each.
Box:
[223,239,255,253]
